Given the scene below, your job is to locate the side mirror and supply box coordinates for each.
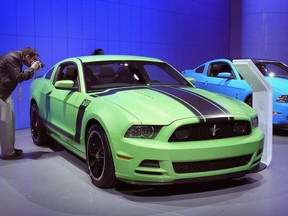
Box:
[217,72,232,79]
[55,80,78,91]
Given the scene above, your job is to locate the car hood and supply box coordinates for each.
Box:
[266,76,288,93]
[92,86,253,124]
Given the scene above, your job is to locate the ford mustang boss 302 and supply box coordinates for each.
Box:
[30,55,265,188]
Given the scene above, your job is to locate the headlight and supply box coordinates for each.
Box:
[125,125,158,138]
[251,116,259,128]
[276,95,288,103]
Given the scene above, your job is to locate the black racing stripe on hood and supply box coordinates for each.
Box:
[150,87,205,123]
[90,85,205,122]
[89,85,233,123]
[150,86,234,122]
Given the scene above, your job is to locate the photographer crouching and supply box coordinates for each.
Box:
[0,47,43,160]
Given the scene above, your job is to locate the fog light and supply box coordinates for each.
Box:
[234,121,248,135]
[139,160,160,168]
[175,125,191,140]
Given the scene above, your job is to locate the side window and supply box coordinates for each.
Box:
[208,62,234,78]
[54,63,79,88]
[207,64,219,77]
[195,65,204,73]
[218,63,235,79]
[62,65,78,82]
[218,63,231,73]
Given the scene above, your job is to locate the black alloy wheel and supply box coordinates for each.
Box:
[30,103,49,146]
[86,124,116,188]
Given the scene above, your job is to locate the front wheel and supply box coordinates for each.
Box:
[86,124,116,188]
[30,103,50,146]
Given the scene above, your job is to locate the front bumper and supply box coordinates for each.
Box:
[118,162,267,186]
[112,127,265,185]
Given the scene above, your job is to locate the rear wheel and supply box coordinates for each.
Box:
[86,124,116,188]
[30,103,50,146]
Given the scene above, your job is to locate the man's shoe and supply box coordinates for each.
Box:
[2,151,23,160]
[14,148,23,154]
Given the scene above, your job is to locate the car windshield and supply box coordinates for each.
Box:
[83,61,191,92]
[255,61,288,78]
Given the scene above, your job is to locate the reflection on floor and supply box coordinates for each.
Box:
[0,129,288,216]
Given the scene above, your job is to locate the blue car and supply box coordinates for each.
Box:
[182,59,288,130]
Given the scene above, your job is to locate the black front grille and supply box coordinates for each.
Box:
[173,154,252,173]
[169,120,251,142]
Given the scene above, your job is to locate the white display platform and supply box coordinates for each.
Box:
[233,59,273,166]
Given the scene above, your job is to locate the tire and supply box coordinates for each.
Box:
[86,124,117,188]
[30,103,50,146]
[245,95,253,107]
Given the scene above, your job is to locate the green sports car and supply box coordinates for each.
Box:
[29,55,265,188]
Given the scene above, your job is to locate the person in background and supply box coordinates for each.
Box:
[93,48,104,55]
[0,47,43,160]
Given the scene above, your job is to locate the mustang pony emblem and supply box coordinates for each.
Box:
[210,124,220,136]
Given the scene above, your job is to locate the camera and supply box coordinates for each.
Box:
[31,60,45,68]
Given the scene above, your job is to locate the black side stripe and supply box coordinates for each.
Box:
[75,99,91,142]
[42,119,74,140]
[150,86,234,122]
[41,99,91,143]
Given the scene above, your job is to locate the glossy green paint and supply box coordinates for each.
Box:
[30,55,264,185]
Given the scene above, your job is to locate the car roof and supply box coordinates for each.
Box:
[63,55,164,63]
[251,59,282,64]
[233,58,281,64]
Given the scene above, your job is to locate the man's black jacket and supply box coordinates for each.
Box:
[0,51,35,101]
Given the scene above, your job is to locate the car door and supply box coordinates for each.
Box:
[47,63,81,143]
[202,62,249,100]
